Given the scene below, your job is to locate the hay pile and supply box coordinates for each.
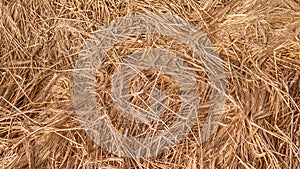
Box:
[0,0,299,168]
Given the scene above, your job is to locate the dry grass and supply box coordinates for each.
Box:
[0,0,300,168]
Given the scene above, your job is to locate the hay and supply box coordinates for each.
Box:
[0,0,299,168]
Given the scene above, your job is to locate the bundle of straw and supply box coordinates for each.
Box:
[0,0,299,168]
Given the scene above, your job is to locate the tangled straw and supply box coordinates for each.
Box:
[73,12,226,158]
